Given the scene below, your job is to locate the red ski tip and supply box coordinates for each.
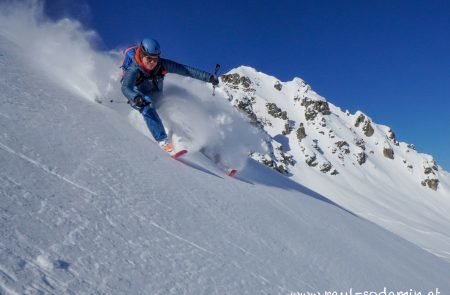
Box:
[227,169,238,177]
[171,149,188,159]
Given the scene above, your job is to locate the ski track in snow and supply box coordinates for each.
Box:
[0,141,99,197]
[149,221,292,293]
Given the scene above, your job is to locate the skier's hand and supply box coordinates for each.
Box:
[143,96,153,105]
[133,95,151,108]
[209,75,220,86]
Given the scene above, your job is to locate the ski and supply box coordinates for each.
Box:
[198,148,238,177]
[171,149,188,160]
[227,168,238,177]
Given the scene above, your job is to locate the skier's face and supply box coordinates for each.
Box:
[142,55,159,71]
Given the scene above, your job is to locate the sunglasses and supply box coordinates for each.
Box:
[143,54,160,62]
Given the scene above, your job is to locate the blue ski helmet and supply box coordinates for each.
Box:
[140,38,161,56]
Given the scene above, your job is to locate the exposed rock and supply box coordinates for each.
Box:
[282,120,295,135]
[319,117,327,127]
[266,103,288,120]
[407,144,416,150]
[421,178,439,191]
[353,138,366,150]
[335,141,349,149]
[388,129,399,146]
[331,169,339,175]
[312,139,323,153]
[354,114,374,137]
[423,161,438,175]
[222,73,252,89]
[403,160,413,172]
[354,114,365,127]
[424,167,434,175]
[355,151,367,165]
[234,97,260,125]
[305,153,318,167]
[252,153,290,175]
[328,130,335,138]
[387,129,396,140]
[334,140,350,162]
[383,147,395,159]
[277,147,295,166]
[362,120,374,137]
[319,161,333,173]
[301,97,331,121]
[430,160,438,171]
[296,123,307,142]
[274,81,283,91]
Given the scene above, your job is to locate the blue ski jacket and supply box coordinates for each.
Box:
[121,48,212,102]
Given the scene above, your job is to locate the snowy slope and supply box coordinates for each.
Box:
[220,66,450,262]
[1,4,450,294]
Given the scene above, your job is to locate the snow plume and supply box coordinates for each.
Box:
[130,76,268,168]
[0,0,118,102]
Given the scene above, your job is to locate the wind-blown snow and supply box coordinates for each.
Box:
[1,2,450,294]
[0,0,117,102]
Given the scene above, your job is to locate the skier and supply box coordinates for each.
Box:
[120,38,219,153]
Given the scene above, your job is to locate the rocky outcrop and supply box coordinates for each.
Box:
[355,114,365,127]
[234,97,259,124]
[260,158,288,174]
[353,138,366,150]
[362,120,374,137]
[421,161,440,190]
[421,178,439,191]
[320,161,332,173]
[333,140,354,163]
[335,141,350,154]
[276,146,295,167]
[387,129,396,140]
[266,103,288,120]
[387,129,399,146]
[274,81,283,91]
[383,147,395,159]
[296,123,307,142]
[301,97,331,121]
[355,151,367,165]
[283,121,294,135]
[354,114,374,137]
[305,153,318,167]
[222,73,253,90]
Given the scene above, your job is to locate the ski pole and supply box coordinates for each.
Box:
[212,63,220,96]
[109,99,129,104]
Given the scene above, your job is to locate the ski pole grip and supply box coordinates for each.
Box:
[212,64,220,96]
[214,64,220,76]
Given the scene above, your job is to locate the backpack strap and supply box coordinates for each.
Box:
[120,46,139,70]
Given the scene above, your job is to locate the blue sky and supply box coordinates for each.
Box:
[45,0,450,170]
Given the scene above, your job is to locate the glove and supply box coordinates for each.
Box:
[209,75,220,86]
[132,95,152,108]
[143,96,153,106]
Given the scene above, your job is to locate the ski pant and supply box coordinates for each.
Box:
[135,79,167,142]
[141,105,166,141]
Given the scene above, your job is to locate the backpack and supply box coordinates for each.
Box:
[120,45,139,75]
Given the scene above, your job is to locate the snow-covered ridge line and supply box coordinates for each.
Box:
[220,65,447,191]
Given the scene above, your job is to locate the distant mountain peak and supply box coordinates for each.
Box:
[221,67,446,192]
